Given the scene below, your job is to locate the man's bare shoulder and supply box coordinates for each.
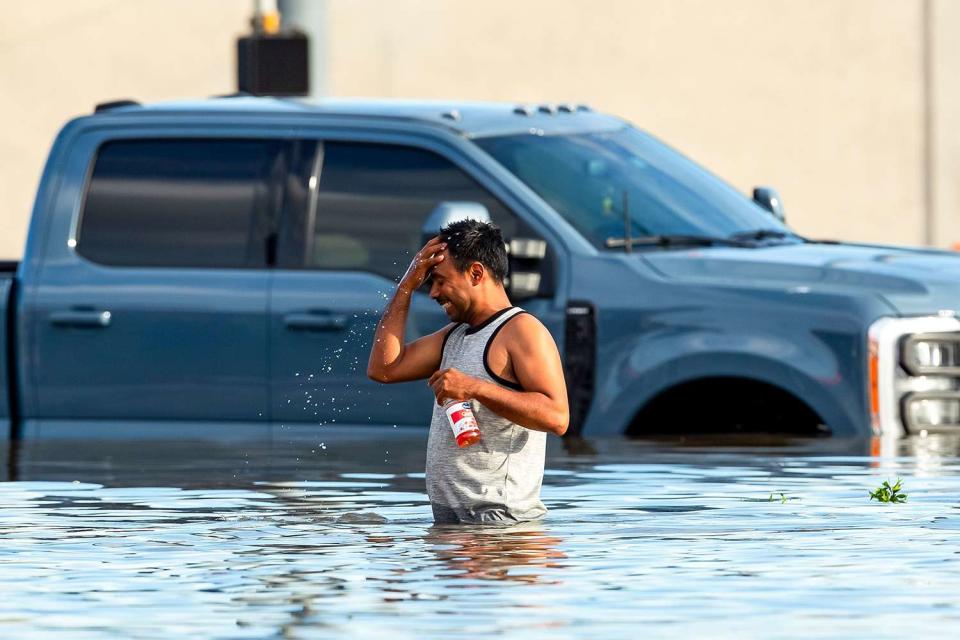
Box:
[501,311,555,348]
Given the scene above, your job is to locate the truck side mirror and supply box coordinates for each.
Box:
[420,201,491,247]
[753,186,785,223]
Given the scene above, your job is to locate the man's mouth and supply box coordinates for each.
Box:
[441,302,452,313]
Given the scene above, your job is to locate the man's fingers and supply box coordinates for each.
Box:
[429,369,451,405]
[411,246,445,277]
[419,239,447,260]
[422,252,446,269]
[429,377,445,405]
[420,237,445,254]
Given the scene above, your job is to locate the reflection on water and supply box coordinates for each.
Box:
[425,524,567,584]
[1,428,960,638]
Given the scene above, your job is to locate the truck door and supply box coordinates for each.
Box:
[29,138,282,426]
[270,140,560,429]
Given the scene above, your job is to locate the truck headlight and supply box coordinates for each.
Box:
[902,334,960,374]
[903,393,960,430]
[869,314,960,436]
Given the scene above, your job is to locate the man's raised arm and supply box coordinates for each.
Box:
[367,237,451,384]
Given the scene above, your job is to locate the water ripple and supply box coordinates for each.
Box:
[0,433,959,638]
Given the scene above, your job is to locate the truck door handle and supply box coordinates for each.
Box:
[283,313,348,332]
[50,310,112,328]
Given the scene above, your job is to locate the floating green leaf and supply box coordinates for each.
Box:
[869,478,907,504]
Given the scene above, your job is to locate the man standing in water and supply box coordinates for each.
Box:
[368,220,569,524]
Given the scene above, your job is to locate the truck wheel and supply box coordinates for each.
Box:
[628,377,829,438]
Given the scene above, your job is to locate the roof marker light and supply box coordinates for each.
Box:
[94,99,140,113]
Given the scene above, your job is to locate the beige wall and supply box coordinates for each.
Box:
[0,0,250,259]
[932,0,960,249]
[1,0,958,259]
[328,0,948,247]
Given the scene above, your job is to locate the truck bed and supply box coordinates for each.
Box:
[1,263,16,434]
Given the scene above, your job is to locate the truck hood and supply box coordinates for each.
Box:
[642,242,960,315]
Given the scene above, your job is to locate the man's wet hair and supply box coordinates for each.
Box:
[438,219,508,283]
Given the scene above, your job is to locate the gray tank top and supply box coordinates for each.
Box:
[425,306,548,525]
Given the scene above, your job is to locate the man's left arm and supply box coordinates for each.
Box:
[428,315,569,436]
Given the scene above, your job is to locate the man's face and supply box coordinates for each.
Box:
[428,251,477,322]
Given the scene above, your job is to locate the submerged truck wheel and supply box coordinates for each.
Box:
[628,377,829,438]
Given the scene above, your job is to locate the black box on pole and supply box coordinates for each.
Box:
[237,32,309,96]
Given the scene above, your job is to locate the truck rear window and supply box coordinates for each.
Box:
[77,139,284,268]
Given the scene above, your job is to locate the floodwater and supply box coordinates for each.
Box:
[2,429,960,639]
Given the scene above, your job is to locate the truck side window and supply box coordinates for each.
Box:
[78,139,286,268]
[300,142,519,280]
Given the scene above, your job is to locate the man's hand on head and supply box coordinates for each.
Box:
[428,368,480,405]
[399,236,447,293]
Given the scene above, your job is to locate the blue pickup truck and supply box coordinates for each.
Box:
[2,96,959,440]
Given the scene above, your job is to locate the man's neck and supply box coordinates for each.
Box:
[464,294,513,328]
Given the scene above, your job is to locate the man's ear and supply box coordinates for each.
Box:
[469,262,485,284]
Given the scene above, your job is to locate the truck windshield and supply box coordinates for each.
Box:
[476,127,791,250]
